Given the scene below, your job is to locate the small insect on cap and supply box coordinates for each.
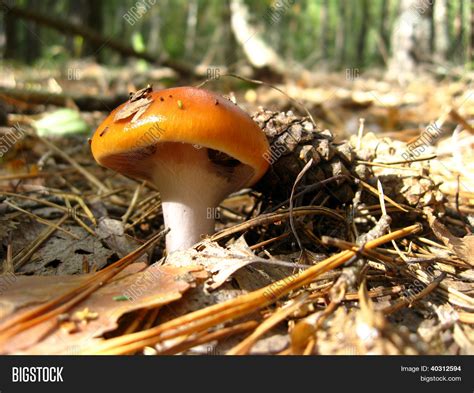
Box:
[90,86,270,253]
[90,86,270,186]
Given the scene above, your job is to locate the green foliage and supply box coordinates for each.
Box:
[33,109,88,137]
[1,0,471,70]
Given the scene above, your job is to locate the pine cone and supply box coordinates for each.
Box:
[252,109,356,207]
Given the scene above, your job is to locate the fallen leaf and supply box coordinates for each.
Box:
[26,225,113,275]
[33,108,88,137]
[96,217,145,259]
[114,86,153,123]
[129,84,153,102]
[0,263,203,354]
[167,237,258,290]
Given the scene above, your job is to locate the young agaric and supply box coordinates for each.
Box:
[90,86,270,253]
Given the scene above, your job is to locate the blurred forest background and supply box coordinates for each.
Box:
[0,0,472,82]
[0,0,472,142]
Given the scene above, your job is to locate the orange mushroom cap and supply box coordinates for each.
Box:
[90,86,269,186]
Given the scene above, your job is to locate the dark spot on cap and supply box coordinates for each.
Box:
[215,99,219,105]
[160,97,164,102]
[99,127,109,137]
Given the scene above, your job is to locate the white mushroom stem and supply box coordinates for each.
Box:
[161,199,216,253]
[152,143,253,254]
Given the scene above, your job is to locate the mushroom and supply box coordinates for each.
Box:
[90,86,270,253]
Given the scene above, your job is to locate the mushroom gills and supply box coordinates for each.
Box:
[100,144,158,179]
[151,142,254,252]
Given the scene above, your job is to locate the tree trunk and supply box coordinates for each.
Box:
[433,0,449,62]
[3,8,18,59]
[67,0,85,56]
[229,0,285,76]
[449,0,466,62]
[379,0,390,52]
[320,0,329,59]
[357,0,369,66]
[24,0,42,63]
[467,0,474,63]
[336,0,346,66]
[184,0,198,58]
[470,0,474,63]
[458,0,465,49]
[148,4,163,55]
[387,0,432,82]
[83,0,104,60]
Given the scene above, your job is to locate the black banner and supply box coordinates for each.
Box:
[0,356,472,393]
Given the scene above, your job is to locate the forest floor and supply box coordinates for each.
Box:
[0,63,473,355]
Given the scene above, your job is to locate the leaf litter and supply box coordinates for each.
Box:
[0,73,473,355]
